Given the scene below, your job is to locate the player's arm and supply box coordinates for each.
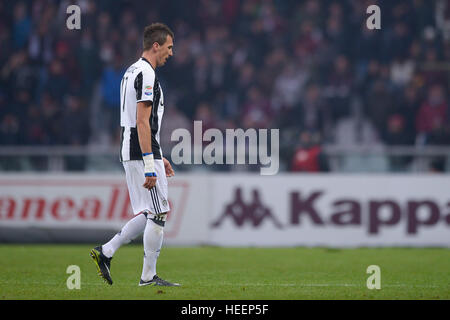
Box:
[136,101,157,190]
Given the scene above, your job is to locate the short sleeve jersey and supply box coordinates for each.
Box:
[119,57,165,161]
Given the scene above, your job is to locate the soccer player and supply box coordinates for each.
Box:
[90,23,179,287]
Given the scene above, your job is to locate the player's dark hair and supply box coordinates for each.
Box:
[143,23,174,51]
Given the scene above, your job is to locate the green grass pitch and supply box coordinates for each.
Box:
[0,245,448,300]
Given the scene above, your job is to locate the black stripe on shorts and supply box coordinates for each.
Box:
[150,188,160,214]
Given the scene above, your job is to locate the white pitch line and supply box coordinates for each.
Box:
[201,282,444,288]
[0,281,444,289]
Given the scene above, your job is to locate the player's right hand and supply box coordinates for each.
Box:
[142,152,157,189]
[143,176,157,190]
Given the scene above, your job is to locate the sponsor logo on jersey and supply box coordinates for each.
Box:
[145,86,153,96]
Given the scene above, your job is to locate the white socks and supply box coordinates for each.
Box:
[101,211,166,282]
[141,219,164,281]
[102,212,147,258]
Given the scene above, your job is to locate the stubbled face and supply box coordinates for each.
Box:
[156,35,173,67]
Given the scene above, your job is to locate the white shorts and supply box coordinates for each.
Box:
[122,160,170,215]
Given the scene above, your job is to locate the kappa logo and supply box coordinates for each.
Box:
[212,188,283,228]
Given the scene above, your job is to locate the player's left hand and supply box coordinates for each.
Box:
[163,157,175,177]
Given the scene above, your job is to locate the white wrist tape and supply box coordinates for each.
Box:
[142,153,156,177]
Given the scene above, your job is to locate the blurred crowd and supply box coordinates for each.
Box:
[0,0,449,172]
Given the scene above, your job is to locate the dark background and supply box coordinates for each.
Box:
[0,0,449,172]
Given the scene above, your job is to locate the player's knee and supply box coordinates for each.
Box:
[149,211,167,227]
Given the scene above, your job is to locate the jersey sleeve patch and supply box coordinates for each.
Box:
[144,85,153,96]
[136,68,155,102]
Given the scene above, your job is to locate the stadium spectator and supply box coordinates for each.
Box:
[0,113,21,145]
[100,53,125,142]
[391,84,422,141]
[194,101,218,134]
[323,55,354,121]
[291,130,329,172]
[40,91,61,145]
[390,54,415,88]
[241,85,272,129]
[1,0,448,173]
[160,103,192,166]
[12,2,31,50]
[416,84,448,135]
[44,59,70,102]
[271,62,309,112]
[383,114,415,171]
[60,94,90,171]
[77,29,101,98]
[364,79,394,136]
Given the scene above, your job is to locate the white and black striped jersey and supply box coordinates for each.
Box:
[119,57,165,161]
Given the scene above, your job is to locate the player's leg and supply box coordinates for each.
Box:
[101,211,147,258]
[139,159,179,287]
[139,212,179,287]
[90,161,148,284]
[90,212,146,285]
[140,215,164,282]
